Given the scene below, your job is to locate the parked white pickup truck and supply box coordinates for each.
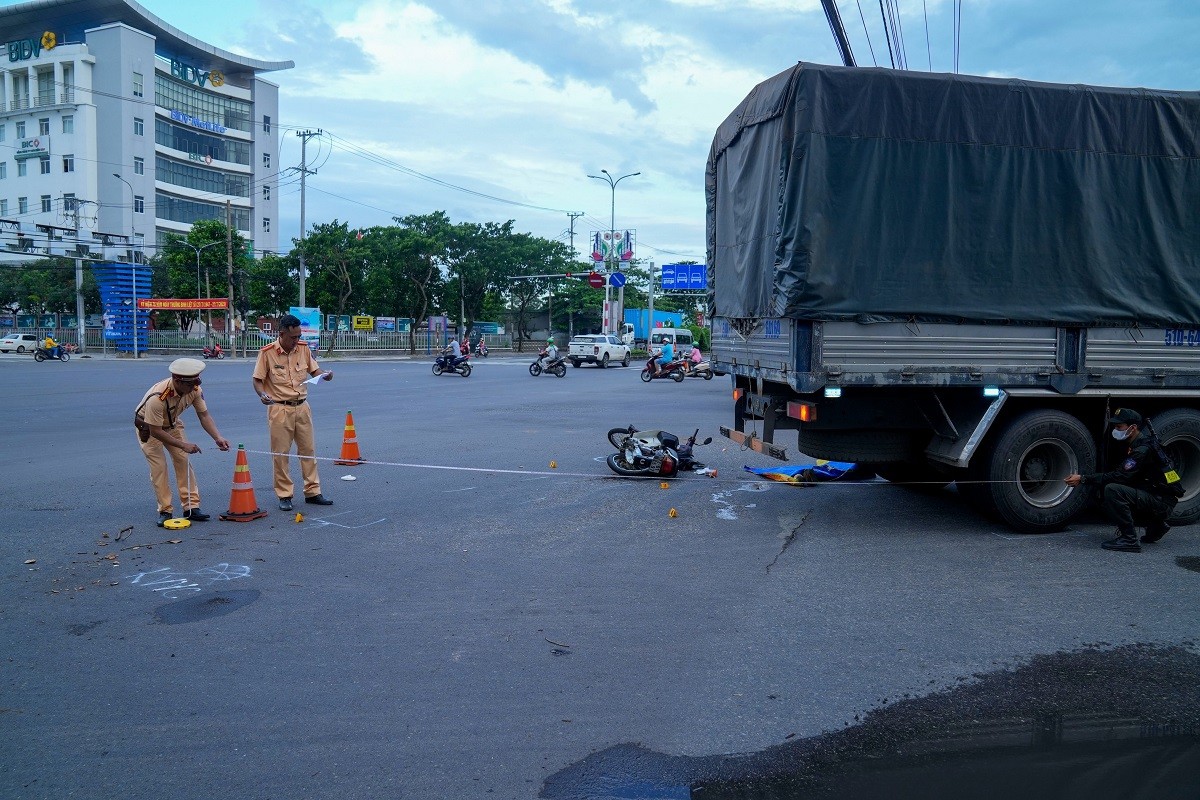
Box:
[568,334,631,368]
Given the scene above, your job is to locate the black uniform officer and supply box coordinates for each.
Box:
[1065,408,1178,553]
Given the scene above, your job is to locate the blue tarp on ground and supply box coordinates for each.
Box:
[744,461,857,485]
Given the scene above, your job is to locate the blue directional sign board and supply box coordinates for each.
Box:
[661,263,707,291]
[609,271,626,288]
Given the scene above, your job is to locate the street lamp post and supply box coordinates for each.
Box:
[112,173,138,359]
[177,240,224,336]
[587,169,639,333]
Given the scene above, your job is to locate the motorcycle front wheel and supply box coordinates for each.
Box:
[459,363,472,378]
[640,368,652,383]
[58,352,70,362]
[607,427,635,449]
[529,363,542,377]
[432,363,444,376]
[606,452,653,477]
[216,351,225,359]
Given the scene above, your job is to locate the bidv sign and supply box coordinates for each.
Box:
[170,58,225,89]
[8,31,57,62]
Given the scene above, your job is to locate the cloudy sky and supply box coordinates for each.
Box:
[127,0,1200,264]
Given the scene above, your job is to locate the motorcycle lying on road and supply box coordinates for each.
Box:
[640,354,686,383]
[202,343,225,359]
[33,346,70,362]
[530,350,567,378]
[432,352,472,377]
[605,425,712,478]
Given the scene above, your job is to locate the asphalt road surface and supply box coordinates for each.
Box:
[2,351,1198,799]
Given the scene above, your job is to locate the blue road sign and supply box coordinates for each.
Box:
[687,264,707,289]
[661,264,677,290]
[609,271,627,288]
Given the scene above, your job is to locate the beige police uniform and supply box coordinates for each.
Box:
[135,377,206,514]
[253,341,323,499]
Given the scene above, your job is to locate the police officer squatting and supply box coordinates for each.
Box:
[1065,409,1184,553]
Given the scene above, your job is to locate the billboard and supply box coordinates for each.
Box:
[590,230,636,264]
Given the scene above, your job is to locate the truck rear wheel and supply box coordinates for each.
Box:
[1149,408,1200,525]
[973,410,1095,533]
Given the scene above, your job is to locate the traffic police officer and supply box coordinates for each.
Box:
[252,314,334,511]
[134,357,231,526]
[1065,408,1179,552]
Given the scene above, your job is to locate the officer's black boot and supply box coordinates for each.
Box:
[1141,519,1171,544]
[1102,524,1141,553]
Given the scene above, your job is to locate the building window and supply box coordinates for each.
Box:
[263,185,270,200]
[62,154,74,173]
[133,72,143,98]
[262,217,270,232]
[41,195,51,213]
[134,117,144,136]
[0,123,5,141]
[62,115,73,134]
[63,193,76,212]
[18,161,27,177]
[38,118,50,136]
[16,121,26,138]
[39,156,51,174]
[0,200,6,215]
[134,195,145,214]
[263,115,271,133]
[18,197,28,214]
[0,163,5,180]
[133,156,144,175]
[262,153,270,168]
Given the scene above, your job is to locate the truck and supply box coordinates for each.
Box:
[622,309,686,349]
[707,62,1200,533]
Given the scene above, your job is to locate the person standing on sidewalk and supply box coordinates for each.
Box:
[1065,408,1180,552]
[252,314,334,511]
[134,357,231,526]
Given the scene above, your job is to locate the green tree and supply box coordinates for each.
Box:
[245,252,298,317]
[298,220,367,354]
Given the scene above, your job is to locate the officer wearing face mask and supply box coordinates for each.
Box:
[1065,408,1179,553]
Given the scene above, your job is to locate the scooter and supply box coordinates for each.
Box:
[33,346,70,362]
[640,353,686,383]
[475,341,489,358]
[530,350,567,378]
[682,358,715,380]
[605,425,712,478]
[433,352,472,377]
[202,343,225,359]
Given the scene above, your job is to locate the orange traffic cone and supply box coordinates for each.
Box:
[220,444,268,521]
[334,410,365,465]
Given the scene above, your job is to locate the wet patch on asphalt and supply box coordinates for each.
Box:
[154,590,260,624]
[1176,556,1200,574]
[541,643,1200,799]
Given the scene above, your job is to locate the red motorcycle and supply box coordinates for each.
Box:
[202,342,225,359]
[640,352,686,383]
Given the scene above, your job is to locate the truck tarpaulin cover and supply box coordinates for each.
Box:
[706,62,1200,326]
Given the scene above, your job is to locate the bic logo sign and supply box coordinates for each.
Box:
[170,58,225,88]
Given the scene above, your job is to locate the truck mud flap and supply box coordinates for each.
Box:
[720,426,789,460]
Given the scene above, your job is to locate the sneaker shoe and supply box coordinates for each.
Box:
[184,509,211,522]
[304,493,333,506]
[156,511,172,528]
[1101,535,1141,553]
[1141,521,1171,543]
[278,496,293,511]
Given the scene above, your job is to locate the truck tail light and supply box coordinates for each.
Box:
[786,401,817,422]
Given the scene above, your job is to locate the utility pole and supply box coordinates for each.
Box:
[65,198,96,354]
[226,200,234,348]
[566,211,584,340]
[566,211,584,260]
[295,129,322,308]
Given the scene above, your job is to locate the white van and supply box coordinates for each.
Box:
[649,328,694,354]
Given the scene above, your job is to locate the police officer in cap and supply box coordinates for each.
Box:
[1065,408,1178,553]
[134,357,231,526]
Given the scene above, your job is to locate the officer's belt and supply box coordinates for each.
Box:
[275,398,306,406]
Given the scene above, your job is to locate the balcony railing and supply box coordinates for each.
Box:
[8,98,30,111]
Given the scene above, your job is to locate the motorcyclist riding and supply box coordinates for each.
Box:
[538,337,558,369]
[653,337,675,378]
[445,337,466,368]
[43,335,61,359]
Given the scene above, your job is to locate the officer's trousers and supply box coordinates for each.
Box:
[138,424,200,513]
[1100,483,1174,530]
[268,402,321,499]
